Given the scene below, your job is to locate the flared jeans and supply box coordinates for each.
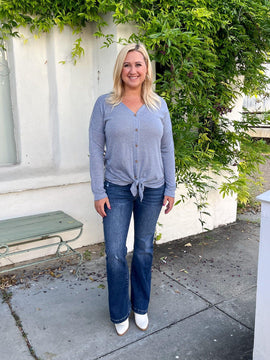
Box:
[103,181,165,324]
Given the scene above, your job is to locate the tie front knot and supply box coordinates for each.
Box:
[130,181,145,201]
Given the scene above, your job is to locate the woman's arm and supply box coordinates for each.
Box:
[160,100,176,208]
[89,96,107,201]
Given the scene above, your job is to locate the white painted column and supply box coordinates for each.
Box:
[253,190,270,360]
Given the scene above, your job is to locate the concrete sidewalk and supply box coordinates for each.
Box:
[0,213,260,360]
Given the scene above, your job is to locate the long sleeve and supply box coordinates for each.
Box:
[89,94,176,201]
[89,96,107,201]
[161,100,176,198]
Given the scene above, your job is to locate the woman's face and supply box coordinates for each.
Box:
[121,50,147,91]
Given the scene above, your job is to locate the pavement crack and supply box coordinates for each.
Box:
[154,267,255,332]
[95,307,213,359]
[214,304,254,332]
[1,288,40,360]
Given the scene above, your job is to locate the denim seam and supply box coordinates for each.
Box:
[132,306,148,315]
[111,308,131,324]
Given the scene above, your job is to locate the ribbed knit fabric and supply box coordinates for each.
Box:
[89,94,176,201]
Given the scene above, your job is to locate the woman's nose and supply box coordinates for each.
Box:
[129,65,136,73]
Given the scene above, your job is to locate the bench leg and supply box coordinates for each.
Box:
[56,240,83,276]
[0,236,83,276]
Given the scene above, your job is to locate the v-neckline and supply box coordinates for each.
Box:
[121,102,145,116]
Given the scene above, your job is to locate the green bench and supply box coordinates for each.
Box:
[0,211,83,275]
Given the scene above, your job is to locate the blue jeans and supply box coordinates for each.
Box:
[103,181,165,324]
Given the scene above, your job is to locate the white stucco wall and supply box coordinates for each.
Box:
[0,17,238,267]
[253,190,270,360]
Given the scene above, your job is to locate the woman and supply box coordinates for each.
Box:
[89,43,176,336]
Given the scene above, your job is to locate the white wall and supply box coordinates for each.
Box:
[0,17,238,267]
[253,190,270,360]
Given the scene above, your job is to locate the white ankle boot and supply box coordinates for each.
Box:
[115,318,129,336]
[134,312,149,331]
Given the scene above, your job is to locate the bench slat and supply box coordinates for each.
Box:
[0,211,83,244]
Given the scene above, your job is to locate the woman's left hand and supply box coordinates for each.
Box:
[163,196,174,214]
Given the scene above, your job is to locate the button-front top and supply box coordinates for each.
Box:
[89,94,176,201]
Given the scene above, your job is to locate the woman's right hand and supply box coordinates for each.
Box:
[95,197,111,218]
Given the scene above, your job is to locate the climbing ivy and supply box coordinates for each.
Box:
[1,0,270,220]
[0,0,109,62]
[108,0,270,207]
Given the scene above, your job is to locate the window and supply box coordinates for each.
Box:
[243,64,270,117]
[0,48,17,165]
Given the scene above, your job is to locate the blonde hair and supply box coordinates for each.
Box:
[107,43,161,110]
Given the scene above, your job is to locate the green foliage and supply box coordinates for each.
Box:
[83,249,92,261]
[108,0,270,219]
[154,222,163,242]
[0,0,108,61]
[220,137,270,203]
[1,0,270,222]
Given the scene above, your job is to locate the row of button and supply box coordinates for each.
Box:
[135,118,138,178]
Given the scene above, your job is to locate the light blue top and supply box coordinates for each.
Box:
[89,94,176,201]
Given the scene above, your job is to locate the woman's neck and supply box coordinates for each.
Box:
[121,89,144,114]
[122,86,142,98]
